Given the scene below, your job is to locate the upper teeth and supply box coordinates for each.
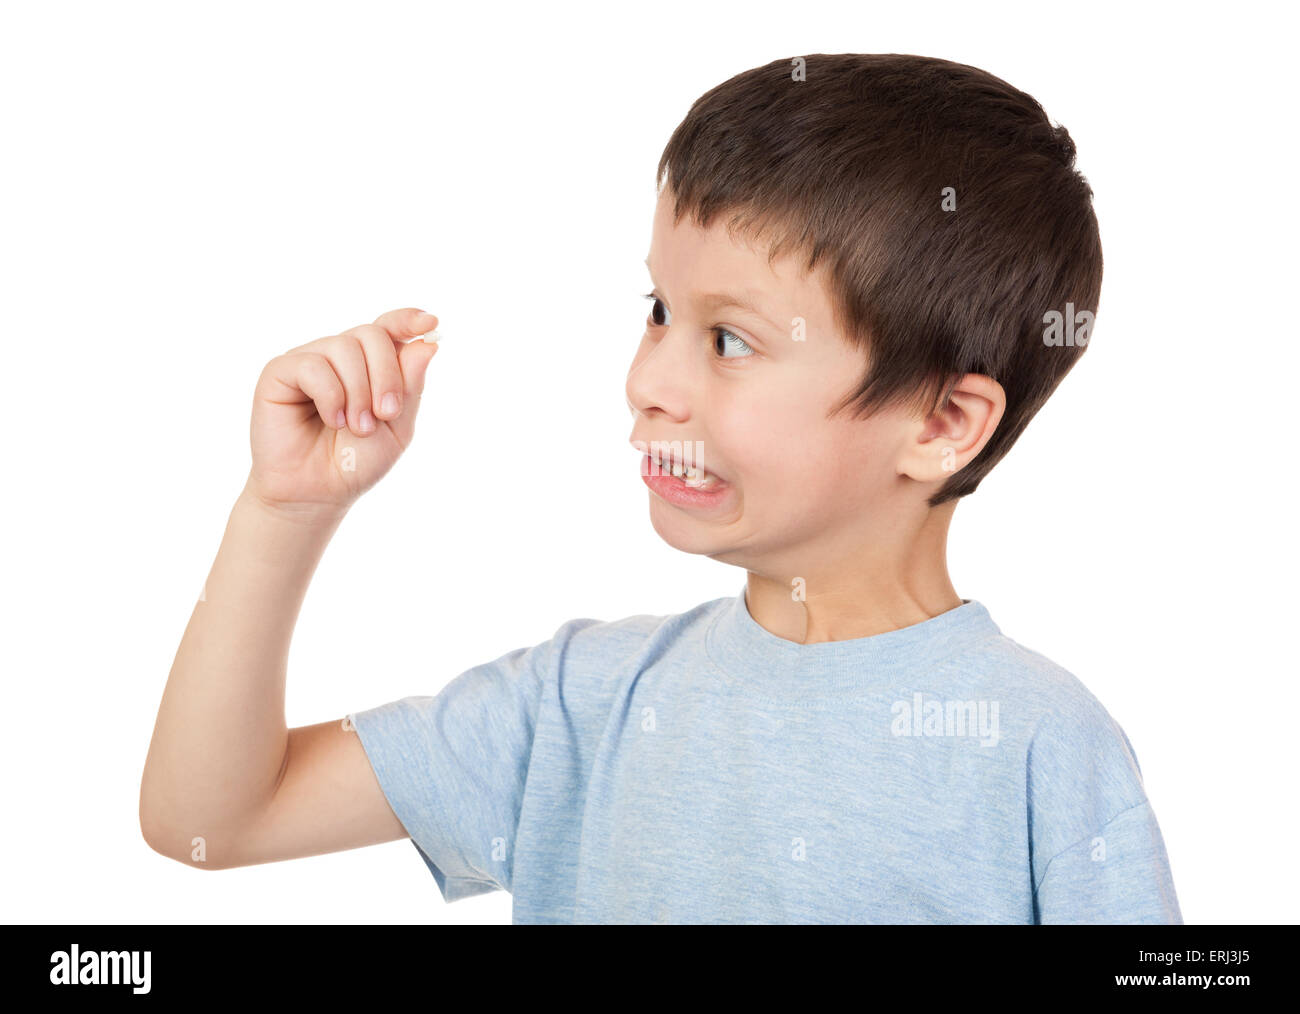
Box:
[651,452,716,486]
[655,455,703,477]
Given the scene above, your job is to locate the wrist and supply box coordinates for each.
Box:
[238,482,351,532]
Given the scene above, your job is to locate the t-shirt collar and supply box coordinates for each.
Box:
[705,580,1001,700]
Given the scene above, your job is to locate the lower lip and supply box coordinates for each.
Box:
[640,455,734,509]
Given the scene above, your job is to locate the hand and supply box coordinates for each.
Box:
[247,307,441,520]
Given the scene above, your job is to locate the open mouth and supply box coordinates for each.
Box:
[639,456,733,512]
[642,449,725,490]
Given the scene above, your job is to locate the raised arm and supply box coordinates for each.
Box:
[139,307,441,869]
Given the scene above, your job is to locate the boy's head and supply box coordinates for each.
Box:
[627,53,1100,565]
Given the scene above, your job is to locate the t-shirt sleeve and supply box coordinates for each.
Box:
[1027,699,1183,924]
[345,625,565,903]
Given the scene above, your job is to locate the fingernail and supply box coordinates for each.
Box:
[334,409,346,429]
[380,392,399,416]
[359,409,375,434]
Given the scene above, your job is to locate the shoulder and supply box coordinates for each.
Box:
[546,595,731,653]
[956,622,1168,877]
[947,619,1151,796]
[958,625,1137,752]
[952,624,1105,716]
[1015,639,1140,771]
[971,625,1154,828]
[535,594,733,675]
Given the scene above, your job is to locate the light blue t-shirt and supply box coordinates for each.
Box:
[347,585,1182,924]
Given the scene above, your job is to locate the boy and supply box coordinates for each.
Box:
[140,53,1182,924]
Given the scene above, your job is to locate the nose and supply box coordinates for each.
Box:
[625,327,694,422]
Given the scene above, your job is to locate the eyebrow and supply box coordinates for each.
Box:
[644,256,782,334]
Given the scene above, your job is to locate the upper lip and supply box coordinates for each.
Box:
[629,437,725,480]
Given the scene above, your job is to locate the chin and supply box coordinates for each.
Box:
[647,499,727,555]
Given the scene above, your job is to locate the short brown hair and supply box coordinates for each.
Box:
[655,53,1102,504]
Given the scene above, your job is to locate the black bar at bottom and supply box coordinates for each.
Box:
[7,924,1278,1000]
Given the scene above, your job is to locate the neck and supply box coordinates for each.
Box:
[745,501,961,644]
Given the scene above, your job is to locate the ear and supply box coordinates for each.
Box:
[896,374,1006,484]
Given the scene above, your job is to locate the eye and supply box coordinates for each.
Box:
[643,293,755,360]
[643,292,670,327]
[714,328,754,358]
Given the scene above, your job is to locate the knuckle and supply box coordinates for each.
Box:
[329,333,363,358]
[300,354,336,387]
[351,323,387,341]
[330,348,370,396]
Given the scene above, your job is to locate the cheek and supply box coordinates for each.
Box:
[710,395,806,485]
[815,427,901,505]
[710,380,894,497]
[759,424,895,506]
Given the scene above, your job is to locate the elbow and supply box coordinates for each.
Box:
[138,788,167,858]
[138,807,184,866]
[139,798,225,871]
[138,784,176,863]
[140,821,228,870]
[140,822,179,864]
[138,767,255,871]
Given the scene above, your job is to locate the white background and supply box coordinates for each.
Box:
[3,0,1295,925]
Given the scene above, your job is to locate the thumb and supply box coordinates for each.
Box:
[388,337,440,446]
[398,335,440,401]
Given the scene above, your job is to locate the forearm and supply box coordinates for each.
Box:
[140,479,346,857]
